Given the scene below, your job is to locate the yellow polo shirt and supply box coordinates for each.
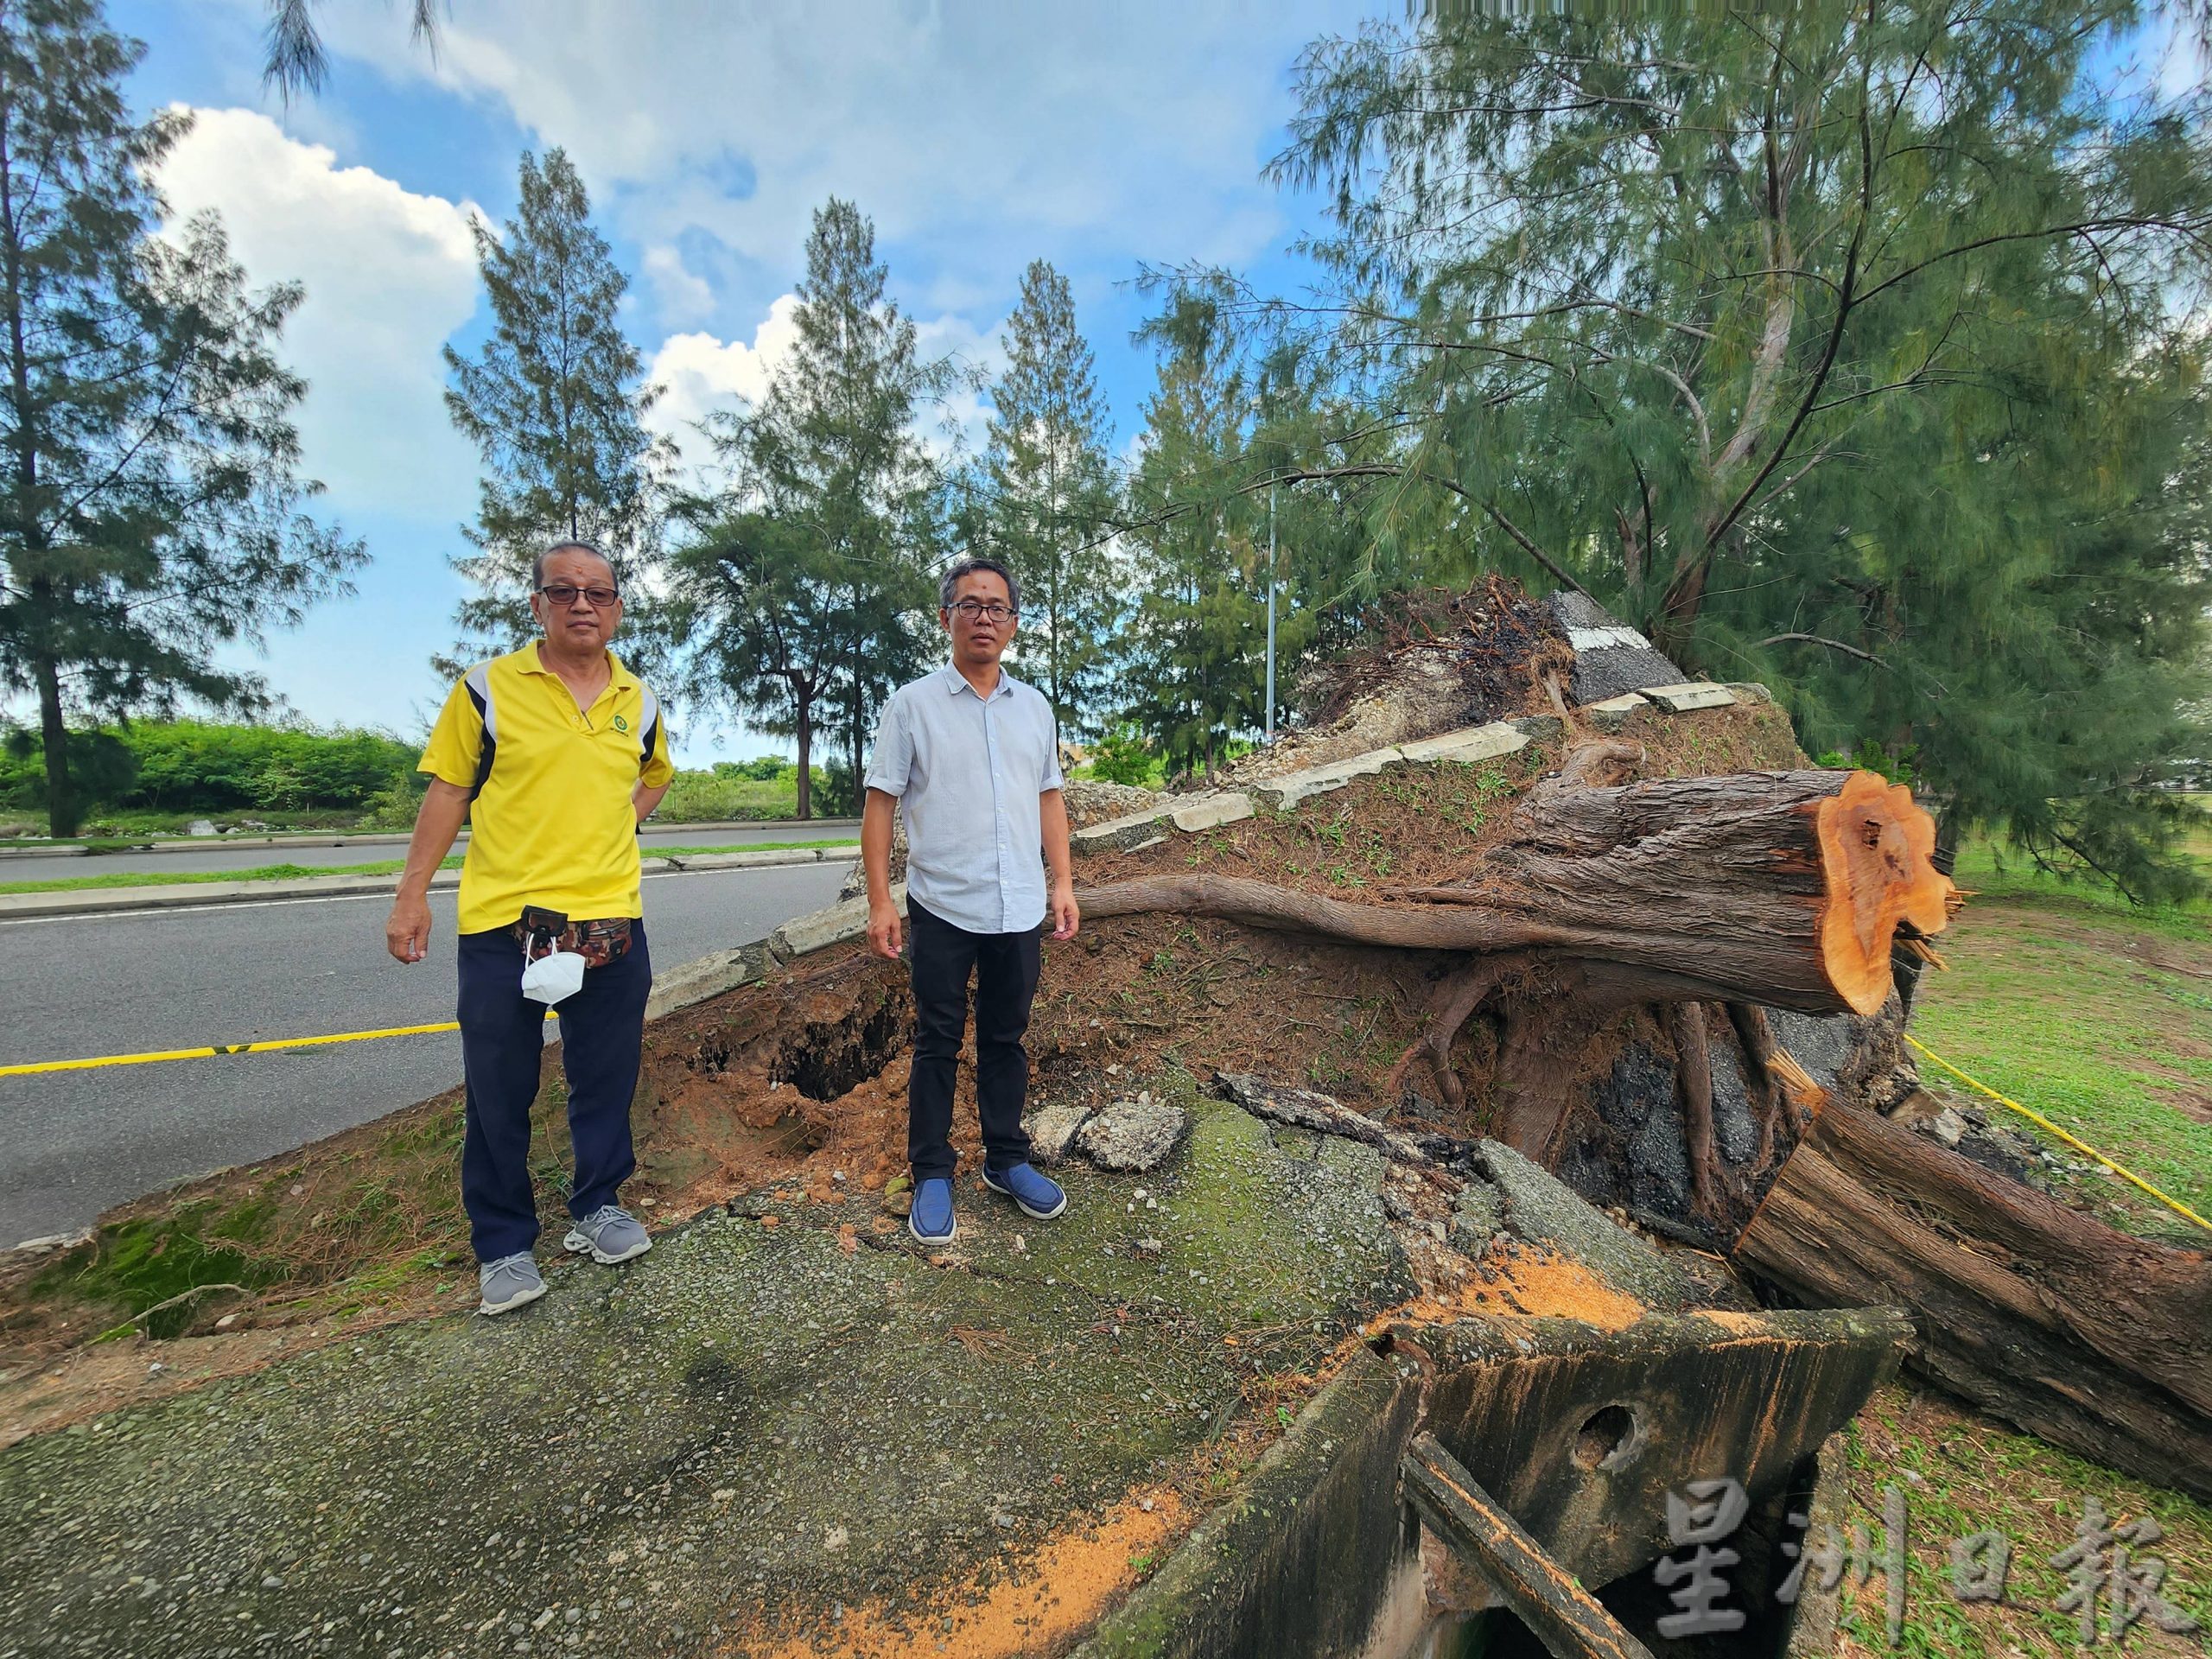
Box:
[420,644,675,934]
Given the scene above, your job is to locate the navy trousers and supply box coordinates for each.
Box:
[456,921,652,1262]
[906,898,1039,1183]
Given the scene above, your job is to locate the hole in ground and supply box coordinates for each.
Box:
[772,993,912,1102]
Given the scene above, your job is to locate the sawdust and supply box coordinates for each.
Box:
[1372,1246,1645,1335]
[734,1488,1187,1659]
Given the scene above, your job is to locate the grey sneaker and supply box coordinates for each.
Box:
[563,1205,652,1265]
[478,1252,546,1316]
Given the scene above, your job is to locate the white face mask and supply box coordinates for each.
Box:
[520,949,588,1006]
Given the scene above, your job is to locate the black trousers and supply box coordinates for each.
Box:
[456,920,653,1262]
[906,899,1040,1183]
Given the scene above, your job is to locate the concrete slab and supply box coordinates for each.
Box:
[0,1098,1411,1658]
[1071,804,1178,854]
[769,886,903,960]
[1642,681,1738,713]
[643,942,779,1022]
[1250,748,1402,810]
[1395,722,1529,766]
[1169,792,1253,833]
[1582,692,1649,733]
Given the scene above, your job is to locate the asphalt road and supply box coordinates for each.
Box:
[0,858,853,1245]
[0,820,857,880]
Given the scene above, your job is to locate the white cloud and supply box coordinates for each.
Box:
[302,0,1339,329]
[645,293,1007,480]
[641,244,716,327]
[643,294,805,482]
[154,105,484,528]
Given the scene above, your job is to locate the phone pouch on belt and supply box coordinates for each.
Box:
[512,905,632,1005]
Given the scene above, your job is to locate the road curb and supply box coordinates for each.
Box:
[0,848,852,920]
[0,817,864,860]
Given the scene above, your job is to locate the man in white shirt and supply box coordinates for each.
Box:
[861,556,1079,1245]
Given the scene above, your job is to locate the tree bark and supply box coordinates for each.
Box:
[1082,768,1953,1019]
[792,683,814,822]
[1734,1095,2212,1503]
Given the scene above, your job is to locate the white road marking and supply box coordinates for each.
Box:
[0,861,825,927]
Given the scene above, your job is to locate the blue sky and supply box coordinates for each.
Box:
[105,0,1368,761]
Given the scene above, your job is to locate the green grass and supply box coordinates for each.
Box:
[1834,1385,2212,1657]
[0,838,857,896]
[1910,836,2212,1244]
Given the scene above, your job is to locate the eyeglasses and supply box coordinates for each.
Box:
[949,599,1017,621]
[538,584,620,609]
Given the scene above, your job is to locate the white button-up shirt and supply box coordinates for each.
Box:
[863,664,1065,935]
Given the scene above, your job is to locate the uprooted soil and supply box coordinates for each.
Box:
[1230,575,1577,784]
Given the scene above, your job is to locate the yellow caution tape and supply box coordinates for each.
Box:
[1905,1033,2212,1237]
[0,1012,554,1078]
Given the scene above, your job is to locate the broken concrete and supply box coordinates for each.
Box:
[1582,691,1649,733]
[0,1095,1409,1659]
[1641,681,1739,714]
[1471,1140,1706,1312]
[766,886,903,961]
[1546,591,1688,705]
[1167,791,1253,833]
[1023,1098,1094,1165]
[1249,749,1402,810]
[1394,721,1529,767]
[1074,1096,1192,1172]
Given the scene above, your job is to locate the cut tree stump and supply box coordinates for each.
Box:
[1733,1095,2212,1502]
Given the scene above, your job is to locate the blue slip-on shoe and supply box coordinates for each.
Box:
[982,1161,1068,1222]
[909,1177,957,1245]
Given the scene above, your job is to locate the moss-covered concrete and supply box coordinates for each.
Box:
[0,1096,1408,1659]
[1073,1351,1421,1659]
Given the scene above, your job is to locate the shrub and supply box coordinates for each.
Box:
[1087,723,1157,787]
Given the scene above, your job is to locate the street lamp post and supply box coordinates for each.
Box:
[1265,482,1277,742]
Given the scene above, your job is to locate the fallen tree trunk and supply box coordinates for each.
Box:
[1734,1094,2212,1502]
[1082,766,1954,1017]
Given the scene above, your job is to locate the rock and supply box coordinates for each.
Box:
[1134,1238,1164,1259]
[1023,1100,1094,1165]
[188,819,217,838]
[10,1230,89,1255]
[1641,681,1738,714]
[1723,682,1773,704]
[1928,1108,1968,1148]
[1076,1098,1192,1172]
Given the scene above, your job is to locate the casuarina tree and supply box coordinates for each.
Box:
[735,198,949,802]
[0,0,360,836]
[979,259,1121,741]
[441,147,668,673]
[1232,1,2212,895]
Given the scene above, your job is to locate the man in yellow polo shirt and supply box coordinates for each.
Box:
[385,541,674,1315]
